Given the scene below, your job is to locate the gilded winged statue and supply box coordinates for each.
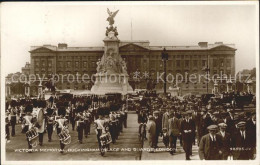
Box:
[107,8,119,26]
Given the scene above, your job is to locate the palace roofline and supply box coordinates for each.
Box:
[30,41,236,52]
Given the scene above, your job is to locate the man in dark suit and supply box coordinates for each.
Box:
[199,125,223,160]
[226,109,235,133]
[217,123,231,160]
[246,112,256,159]
[138,109,148,139]
[168,112,180,155]
[194,109,202,146]
[233,121,254,160]
[153,111,162,148]
[201,110,213,137]
[181,111,196,160]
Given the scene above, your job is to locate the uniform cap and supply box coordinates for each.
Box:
[186,110,193,114]
[237,121,246,128]
[207,125,218,131]
[218,123,227,128]
[148,115,154,120]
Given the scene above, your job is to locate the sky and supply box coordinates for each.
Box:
[1,2,258,76]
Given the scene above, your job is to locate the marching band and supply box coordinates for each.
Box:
[5,95,127,156]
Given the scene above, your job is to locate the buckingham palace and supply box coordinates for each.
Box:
[6,40,236,97]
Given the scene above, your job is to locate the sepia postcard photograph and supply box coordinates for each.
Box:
[0,1,259,165]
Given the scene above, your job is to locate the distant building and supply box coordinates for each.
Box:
[236,68,256,94]
[6,41,236,96]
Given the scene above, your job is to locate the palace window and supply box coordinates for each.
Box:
[193,60,198,67]
[226,70,231,75]
[220,59,224,67]
[91,61,96,67]
[185,60,189,67]
[213,59,218,67]
[83,61,87,67]
[35,61,39,67]
[226,59,231,67]
[176,60,180,67]
[75,61,79,68]
[58,62,63,67]
[67,61,71,67]
[202,60,207,67]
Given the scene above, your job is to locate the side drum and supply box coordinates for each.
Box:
[100,132,112,146]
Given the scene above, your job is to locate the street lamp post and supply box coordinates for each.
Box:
[161,48,168,95]
[203,54,210,94]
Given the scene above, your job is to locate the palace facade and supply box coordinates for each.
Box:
[6,41,236,96]
[29,41,236,95]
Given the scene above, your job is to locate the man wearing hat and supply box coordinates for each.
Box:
[233,121,253,160]
[201,109,213,137]
[199,125,222,160]
[138,109,148,139]
[162,108,170,135]
[217,123,231,160]
[168,111,180,155]
[180,111,196,160]
[153,110,162,148]
[147,115,156,152]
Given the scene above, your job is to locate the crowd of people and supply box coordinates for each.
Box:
[5,91,256,160]
[135,92,256,160]
[5,94,128,155]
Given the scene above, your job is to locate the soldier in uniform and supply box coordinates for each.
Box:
[5,111,11,143]
[56,107,69,154]
[109,112,117,144]
[83,109,92,138]
[199,125,222,160]
[33,101,45,146]
[122,104,128,128]
[69,104,76,131]
[23,105,35,151]
[46,108,54,142]
[217,123,231,160]
[75,109,84,144]
[94,108,106,152]
[180,111,196,160]
[10,106,17,137]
